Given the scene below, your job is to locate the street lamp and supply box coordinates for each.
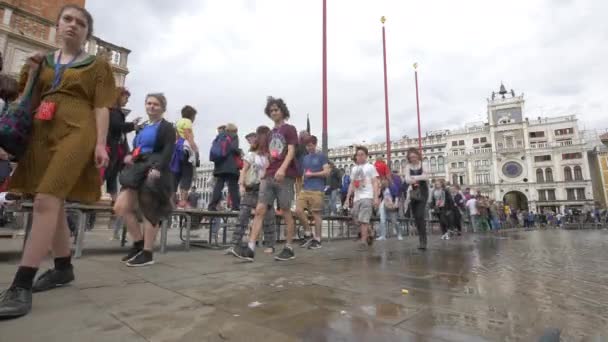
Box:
[381,16,392,165]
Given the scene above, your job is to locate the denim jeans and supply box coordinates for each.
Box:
[112,217,124,239]
[491,217,500,230]
[379,202,400,238]
[328,189,339,215]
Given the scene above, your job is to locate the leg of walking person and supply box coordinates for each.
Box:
[275,178,297,260]
[295,192,313,247]
[308,191,324,249]
[262,205,276,253]
[0,194,63,318]
[233,179,295,261]
[114,189,144,262]
[126,218,159,267]
[230,191,255,248]
[378,202,387,240]
[30,205,75,293]
[389,209,401,239]
[329,189,339,216]
[439,209,449,238]
[453,208,463,234]
[412,201,427,249]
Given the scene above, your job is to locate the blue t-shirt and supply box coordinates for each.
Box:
[133,122,161,154]
[302,152,328,191]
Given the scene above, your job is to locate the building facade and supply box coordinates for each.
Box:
[328,84,594,213]
[193,162,217,209]
[0,1,130,86]
[587,132,608,208]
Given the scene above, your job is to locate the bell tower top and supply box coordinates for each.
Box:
[488,83,525,125]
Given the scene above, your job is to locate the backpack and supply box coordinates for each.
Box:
[209,132,232,162]
[0,63,41,160]
[389,174,402,199]
[243,154,263,188]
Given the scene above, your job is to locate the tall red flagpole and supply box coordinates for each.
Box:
[414,63,422,153]
[381,16,391,166]
[321,0,328,155]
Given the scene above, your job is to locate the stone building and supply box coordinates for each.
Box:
[328,84,594,214]
[193,162,217,209]
[0,1,130,86]
[587,132,608,208]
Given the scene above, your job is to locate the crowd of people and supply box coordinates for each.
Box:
[0,4,606,321]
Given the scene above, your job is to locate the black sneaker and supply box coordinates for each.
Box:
[275,246,296,261]
[299,236,313,248]
[0,287,32,319]
[121,247,142,263]
[32,268,75,293]
[126,251,155,267]
[231,245,255,262]
[308,240,322,250]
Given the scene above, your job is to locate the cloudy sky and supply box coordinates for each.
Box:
[87,0,608,153]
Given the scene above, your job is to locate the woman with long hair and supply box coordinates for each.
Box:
[113,93,176,267]
[429,179,456,240]
[0,4,115,318]
[105,87,141,240]
[404,148,429,249]
[228,126,276,254]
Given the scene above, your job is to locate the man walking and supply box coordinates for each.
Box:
[232,97,299,261]
[296,136,330,249]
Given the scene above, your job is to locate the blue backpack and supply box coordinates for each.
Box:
[389,174,402,199]
[209,133,233,162]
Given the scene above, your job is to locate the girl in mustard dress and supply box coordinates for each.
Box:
[0,5,115,319]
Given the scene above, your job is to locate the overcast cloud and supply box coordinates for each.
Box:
[86,0,608,153]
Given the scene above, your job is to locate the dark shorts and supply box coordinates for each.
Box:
[174,160,194,191]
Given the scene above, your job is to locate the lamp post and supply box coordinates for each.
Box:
[381,16,391,165]
[321,0,328,155]
[414,62,422,153]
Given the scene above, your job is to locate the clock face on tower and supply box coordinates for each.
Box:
[502,161,523,178]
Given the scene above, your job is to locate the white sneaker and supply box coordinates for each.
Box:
[376,236,386,241]
[441,233,448,240]
[397,235,403,240]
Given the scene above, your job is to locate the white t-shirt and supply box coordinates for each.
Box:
[466,198,478,216]
[383,188,396,208]
[350,163,378,201]
[243,152,269,186]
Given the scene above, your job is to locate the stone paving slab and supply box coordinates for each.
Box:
[1,229,608,341]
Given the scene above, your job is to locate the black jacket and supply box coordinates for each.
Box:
[119,119,176,225]
[212,132,240,176]
[105,108,135,180]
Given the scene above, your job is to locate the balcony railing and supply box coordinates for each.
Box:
[529,139,584,149]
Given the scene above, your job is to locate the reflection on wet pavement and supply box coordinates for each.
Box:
[1,230,607,341]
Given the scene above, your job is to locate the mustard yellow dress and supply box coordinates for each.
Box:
[10,53,116,204]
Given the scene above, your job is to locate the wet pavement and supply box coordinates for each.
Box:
[1,229,607,341]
